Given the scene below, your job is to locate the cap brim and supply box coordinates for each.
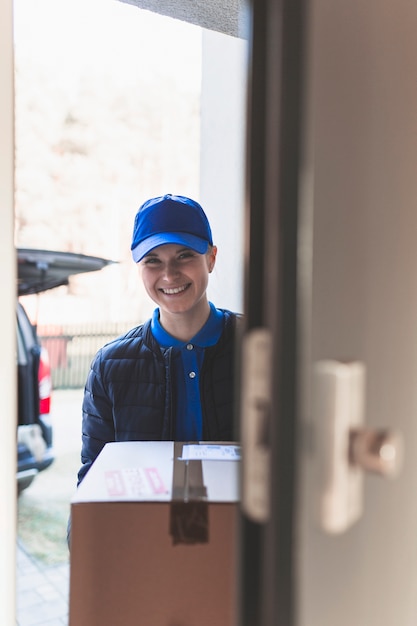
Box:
[132,232,209,262]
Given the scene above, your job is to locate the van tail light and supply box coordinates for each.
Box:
[38,346,52,415]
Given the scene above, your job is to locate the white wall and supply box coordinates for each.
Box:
[200,29,248,314]
[0,0,17,622]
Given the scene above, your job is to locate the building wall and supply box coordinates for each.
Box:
[201,28,248,314]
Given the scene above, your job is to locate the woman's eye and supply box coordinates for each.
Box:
[178,251,194,260]
[143,257,160,265]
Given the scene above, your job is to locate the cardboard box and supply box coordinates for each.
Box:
[69,441,240,626]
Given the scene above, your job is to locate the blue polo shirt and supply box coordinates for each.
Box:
[151,303,224,441]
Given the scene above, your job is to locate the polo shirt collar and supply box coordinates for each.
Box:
[151,302,223,348]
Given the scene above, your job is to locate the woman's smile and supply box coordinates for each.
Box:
[159,283,191,295]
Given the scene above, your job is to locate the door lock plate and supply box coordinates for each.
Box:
[313,360,366,534]
[313,360,403,535]
[241,328,272,523]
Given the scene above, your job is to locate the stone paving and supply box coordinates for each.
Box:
[16,539,69,626]
[16,388,82,626]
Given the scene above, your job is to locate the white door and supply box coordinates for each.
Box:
[297,1,417,624]
[240,1,417,625]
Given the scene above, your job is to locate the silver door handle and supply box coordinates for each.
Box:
[349,427,403,478]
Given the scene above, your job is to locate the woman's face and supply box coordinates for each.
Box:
[139,243,217,319]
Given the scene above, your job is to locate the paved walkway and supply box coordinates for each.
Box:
[16,539,69,626]
[16,388,81,626]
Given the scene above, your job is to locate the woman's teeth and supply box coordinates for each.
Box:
[161,284,188,295]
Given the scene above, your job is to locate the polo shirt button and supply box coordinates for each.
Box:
[189,371,196,379]
[186,343,194,350]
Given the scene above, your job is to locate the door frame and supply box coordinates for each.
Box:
[239,0,307,624]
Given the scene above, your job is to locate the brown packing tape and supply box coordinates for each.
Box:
[170,442,209,545]
[170,501,209,545]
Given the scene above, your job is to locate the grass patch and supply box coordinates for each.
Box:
[18,499,70,565]
[17,451,78,566]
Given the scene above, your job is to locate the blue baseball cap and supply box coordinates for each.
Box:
[131,194,213,263]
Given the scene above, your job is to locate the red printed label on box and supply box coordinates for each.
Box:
[145,467,167,494]
[105,467,168,498]
[105,470,127,496]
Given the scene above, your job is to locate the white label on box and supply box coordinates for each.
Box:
[105,467,168,498]
[180,444,241,461]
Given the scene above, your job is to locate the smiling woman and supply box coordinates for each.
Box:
[74,193,242,492]
[133,194,217,339]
